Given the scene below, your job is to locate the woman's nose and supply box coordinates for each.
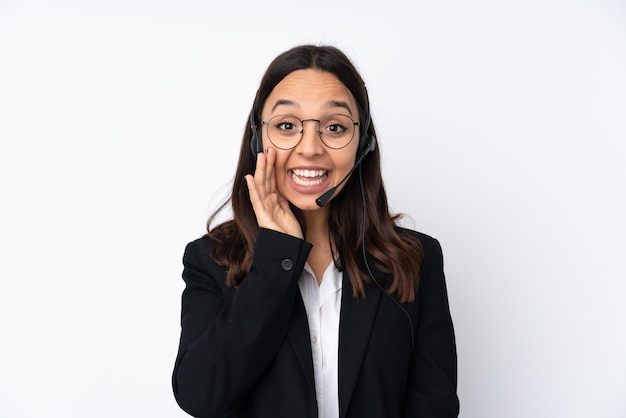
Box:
[296,120,324,155]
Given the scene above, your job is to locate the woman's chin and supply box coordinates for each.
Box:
[288,196,325,212]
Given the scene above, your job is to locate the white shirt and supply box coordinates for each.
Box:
[298,261,342,418]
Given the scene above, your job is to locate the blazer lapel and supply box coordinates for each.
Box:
[338,274,382,418]
[287,290,316,396]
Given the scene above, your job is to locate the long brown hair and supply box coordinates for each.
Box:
[206,45,423,302]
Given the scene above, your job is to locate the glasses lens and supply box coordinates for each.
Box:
[266,115,302,149]
[319,114,356,149]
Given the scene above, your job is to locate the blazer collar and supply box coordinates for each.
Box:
[287,292,316,396]
[338,273,383,418]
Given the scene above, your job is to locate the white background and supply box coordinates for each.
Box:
[1,0,625,417]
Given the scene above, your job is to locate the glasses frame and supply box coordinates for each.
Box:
[260,114,360,150]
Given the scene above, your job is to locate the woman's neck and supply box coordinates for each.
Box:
[302,206,330,244]
[302,207,333,284]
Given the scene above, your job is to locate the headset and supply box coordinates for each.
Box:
[249,106,264,156]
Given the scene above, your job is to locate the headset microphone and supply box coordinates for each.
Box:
[315,136,375,207]
[315,150,366,207]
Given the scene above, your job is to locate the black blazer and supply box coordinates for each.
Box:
[172,228,459,417]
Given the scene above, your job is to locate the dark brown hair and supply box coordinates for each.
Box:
[206,45,423,302]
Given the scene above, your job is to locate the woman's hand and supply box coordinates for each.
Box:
[244,148,303,239]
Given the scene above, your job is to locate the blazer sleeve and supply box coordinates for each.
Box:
[172,228,312,417]
[404,236,460,417]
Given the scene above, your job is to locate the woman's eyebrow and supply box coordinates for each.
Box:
[326,100,353,115]
[271,99,298,112]
[270,99,354,115]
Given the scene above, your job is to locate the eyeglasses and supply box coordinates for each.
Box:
[261,114,359,150]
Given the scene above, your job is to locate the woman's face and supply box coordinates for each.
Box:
[261,69,361,212]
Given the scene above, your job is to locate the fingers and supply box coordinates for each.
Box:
[245,149,275,228]
[265,148,277,194]
[244,173,261,215]
[252,148,277,198]
[245,171,272,230]
[254,150,268,198]
[244,173,257,199]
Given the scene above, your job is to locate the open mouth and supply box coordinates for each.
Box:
[290,169,329,187]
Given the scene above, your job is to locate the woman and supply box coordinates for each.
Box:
[172,45,459,418]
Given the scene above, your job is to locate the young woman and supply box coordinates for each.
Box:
[172,45,459,418]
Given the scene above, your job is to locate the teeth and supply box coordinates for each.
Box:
[292,169,327,178]
[291,169,328,186]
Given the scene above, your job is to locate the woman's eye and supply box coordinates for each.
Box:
[326,124,346,134]
[277,122,297,131]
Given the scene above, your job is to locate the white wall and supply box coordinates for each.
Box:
[1,0,624,417]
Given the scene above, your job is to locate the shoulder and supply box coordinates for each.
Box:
[395,227,441,256]
[181,236,228,286]
[183,235,215,265]
[395,227,445,290]
[185,235,214,253]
